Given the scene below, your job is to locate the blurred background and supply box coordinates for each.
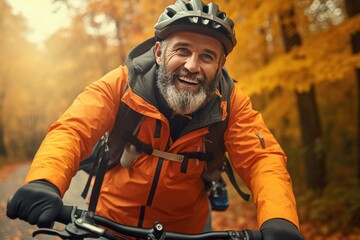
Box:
[0,0,359,239]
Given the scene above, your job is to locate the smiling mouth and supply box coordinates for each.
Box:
[178,76,200,86]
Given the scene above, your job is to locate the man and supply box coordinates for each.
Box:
[7,0,303,239]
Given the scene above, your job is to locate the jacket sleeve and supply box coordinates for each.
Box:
[24,66,128,197]
[224,84,300,229]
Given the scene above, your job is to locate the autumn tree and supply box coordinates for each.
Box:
[280,5,326,191]
[82,0,173,62]
[0,0,29,157]
[344,0,360,180]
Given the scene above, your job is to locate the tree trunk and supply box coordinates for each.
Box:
[357,67,360,180]
[296,87,326,189]
[344,0,360,180]
[280,7,326,190]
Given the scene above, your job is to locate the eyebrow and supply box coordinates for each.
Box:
[172,42,219,60]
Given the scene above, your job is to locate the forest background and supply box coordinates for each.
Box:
[0,0,360,239]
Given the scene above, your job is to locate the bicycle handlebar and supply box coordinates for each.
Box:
[33,205,262,240]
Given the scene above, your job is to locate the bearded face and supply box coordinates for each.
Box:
[155,32,224,115]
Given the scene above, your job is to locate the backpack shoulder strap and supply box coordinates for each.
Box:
[107,101,144,167]
[224,156,251,201]
[203,70,250,201]
[80,86,144,209]
[202,68,233,174]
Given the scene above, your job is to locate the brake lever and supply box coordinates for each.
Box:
[33,228,72,238]
[33,222,98,239]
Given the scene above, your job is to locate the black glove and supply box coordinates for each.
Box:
[260,218,304,240]
[6,180,63,228]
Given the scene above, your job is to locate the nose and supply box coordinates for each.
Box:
[184,54,200,73]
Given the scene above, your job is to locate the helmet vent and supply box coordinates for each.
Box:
[218,12,226,20]
[185,3,193,10]
[201,18,210,25]
[212,22,221,29]
[166,7,177,18]
[203,5,209,13]
[189,16,199,23]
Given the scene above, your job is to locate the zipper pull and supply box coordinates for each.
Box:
[255,131,266,149]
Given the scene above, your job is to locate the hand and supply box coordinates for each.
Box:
[6,180,63,228]
[260,218,304,240]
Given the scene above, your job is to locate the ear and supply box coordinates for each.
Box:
[154,41,162,65]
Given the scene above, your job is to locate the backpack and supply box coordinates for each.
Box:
[79,74,250,213]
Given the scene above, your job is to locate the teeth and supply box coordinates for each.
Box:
[179,77,200,84]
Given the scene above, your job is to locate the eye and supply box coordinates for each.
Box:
[200,53,215,62]
[175,47,191,55]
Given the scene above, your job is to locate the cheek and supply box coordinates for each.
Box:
[166,56,184,73]
[203,66,218,83]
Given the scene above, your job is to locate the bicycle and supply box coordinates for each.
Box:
[32,205,262,240]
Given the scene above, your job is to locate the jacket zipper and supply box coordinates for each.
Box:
[137,125,170,228]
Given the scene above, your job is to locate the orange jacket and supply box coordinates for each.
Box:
[25,38,299,234]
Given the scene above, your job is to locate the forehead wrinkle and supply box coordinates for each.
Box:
[172,42,191,48]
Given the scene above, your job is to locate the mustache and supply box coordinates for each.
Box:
[175,67,206,83]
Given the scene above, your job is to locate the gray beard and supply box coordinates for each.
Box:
[156,62,218,115]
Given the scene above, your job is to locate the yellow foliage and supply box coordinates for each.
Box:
[232,12,360,95]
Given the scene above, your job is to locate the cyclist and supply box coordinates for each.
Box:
[7,0,303,239]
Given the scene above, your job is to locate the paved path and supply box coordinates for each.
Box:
[0,163,89,239]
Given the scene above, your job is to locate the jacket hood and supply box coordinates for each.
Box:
[125,37,158,106]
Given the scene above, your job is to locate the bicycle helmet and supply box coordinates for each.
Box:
[154,0,236,55]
